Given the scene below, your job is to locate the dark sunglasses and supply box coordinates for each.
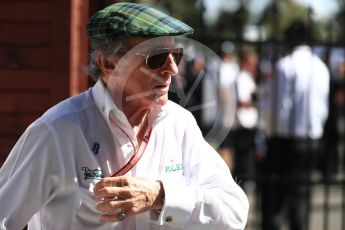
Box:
[136,48,184,70]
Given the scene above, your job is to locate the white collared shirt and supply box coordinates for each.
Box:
[272,46,330,139]
[0,80,248,230]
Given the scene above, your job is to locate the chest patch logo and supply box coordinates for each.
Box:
[165,163,183,172]
[81,167,104,180]
[92,143,100,154]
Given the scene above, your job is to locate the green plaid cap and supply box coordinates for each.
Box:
[87,2,194,49]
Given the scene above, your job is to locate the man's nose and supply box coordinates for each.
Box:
[160,53,179,76]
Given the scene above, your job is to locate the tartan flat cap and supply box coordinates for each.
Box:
[87,2,194,49]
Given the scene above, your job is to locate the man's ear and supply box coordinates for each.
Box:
[97,53,117,78]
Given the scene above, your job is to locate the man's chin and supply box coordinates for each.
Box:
[135,95,168,109]
[154,95,168,106]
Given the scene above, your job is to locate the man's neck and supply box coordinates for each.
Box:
[123,104,150,135]
[100,78,151,135]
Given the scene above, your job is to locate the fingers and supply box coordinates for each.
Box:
[93,176,129,192]
[96,199,140,223]
[94,187,122,201]
[94,185,143,201]
[96,199,129,213]
[95,193,131,223]
[95,192,146,212]
[97,205,127,222]
[100,212,127,222]
[93,176,133,201]
[93,176,164,222]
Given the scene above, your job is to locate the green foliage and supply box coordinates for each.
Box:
[214,4,249,40]
[114,0,340,43]
[258,0,312,41]
[334,0,345,42]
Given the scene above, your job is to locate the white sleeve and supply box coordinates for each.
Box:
[0,121,64,230]
[274,60,290,135]
[219,64,237,88]
[236,72,255,103]
[158,115,249,230]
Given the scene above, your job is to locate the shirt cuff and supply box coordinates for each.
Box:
[155,178,196,226]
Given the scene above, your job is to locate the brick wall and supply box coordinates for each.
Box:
[0,0,89,164]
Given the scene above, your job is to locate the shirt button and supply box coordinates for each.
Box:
[165,216,173,222]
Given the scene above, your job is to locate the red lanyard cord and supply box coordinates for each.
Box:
[109,117,152,177]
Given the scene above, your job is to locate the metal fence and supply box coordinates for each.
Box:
[185,37,345,230]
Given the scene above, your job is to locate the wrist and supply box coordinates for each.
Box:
[153,180,165,211]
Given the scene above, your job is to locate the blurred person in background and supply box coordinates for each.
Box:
[231,48,259,191]
[202,41,239,168]
[183,52,206,128]
[218,41,240,168]
[321,59,345,175]
[261,19,330,230]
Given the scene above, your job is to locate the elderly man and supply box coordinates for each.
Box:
[0,3,248,230]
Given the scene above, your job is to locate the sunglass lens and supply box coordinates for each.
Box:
[147,53,169,70]
[147,48,183,70]
[172,50,183,66]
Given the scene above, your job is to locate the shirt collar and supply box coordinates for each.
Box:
[92,79,130,128]
[92,79,168,132]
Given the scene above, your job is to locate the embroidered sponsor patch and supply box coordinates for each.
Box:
[165,163,183,172]
[92,142,100,154]
[81,167,104,180]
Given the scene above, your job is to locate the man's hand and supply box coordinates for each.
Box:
[93,176,165,222]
